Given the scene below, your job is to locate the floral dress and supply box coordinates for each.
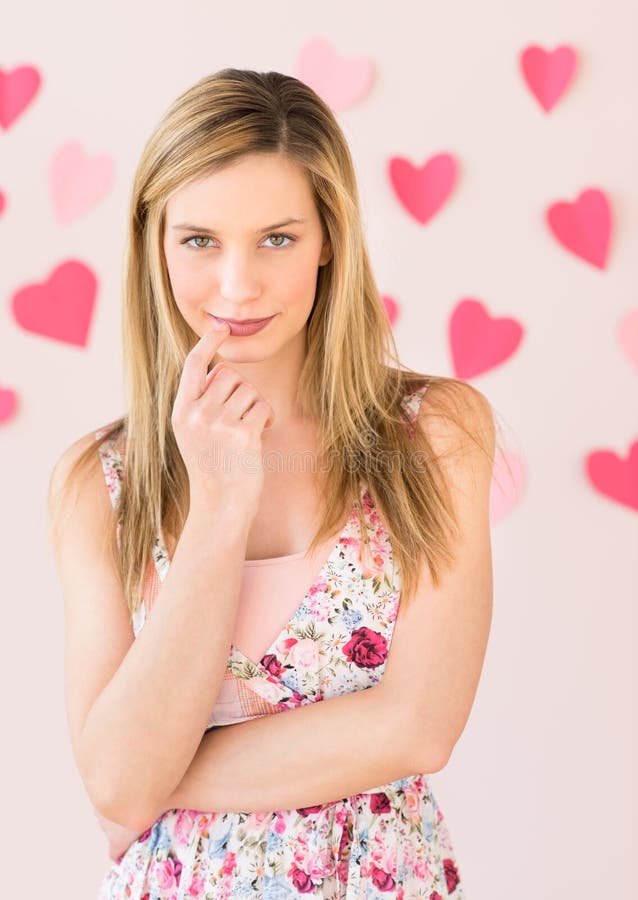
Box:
[95,382,465,899]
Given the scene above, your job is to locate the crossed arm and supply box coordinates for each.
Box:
[96,681,431,854]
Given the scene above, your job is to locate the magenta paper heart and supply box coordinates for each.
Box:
[490,449,526,523]
[296,38,374,112]
[11,260,97,347]
[50,140,115,223]
[618,309,638,373]
[0,65,42,130]
[381,295,399,326]
[449,298,524,378]
[520,44,578,113]
[389,154,457,225]
[586,440,638,512]
[0,386,18,425]
[546,188,611,269]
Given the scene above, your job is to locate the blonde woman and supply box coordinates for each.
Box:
[48,68,497,899]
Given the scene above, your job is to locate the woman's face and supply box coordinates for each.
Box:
[162,152,332,361]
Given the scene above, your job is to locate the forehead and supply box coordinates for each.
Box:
[164,153,315,223]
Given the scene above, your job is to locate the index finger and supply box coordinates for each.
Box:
[174,322,230,406]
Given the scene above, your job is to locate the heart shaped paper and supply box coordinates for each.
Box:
[585,440,638,512]
[490,449,526,523]
[0,65,42,130]
[546,188,612,269]
[381,295,399,326]
[618,309,638,374]
[520,44,578,113]
[389,153,458,225]
[0,386,18,425]
[296,38,374,112]
[50,140,115,223]
[450,298,524,378]
[11,260,98,347]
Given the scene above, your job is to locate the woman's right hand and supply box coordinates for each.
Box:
[171,321,276,518]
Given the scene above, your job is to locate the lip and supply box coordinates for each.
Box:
[205,312,276,336]
[210,315,273,324]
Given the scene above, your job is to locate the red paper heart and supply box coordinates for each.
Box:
[0,386,18,424]
[388,153,458,225]
[586,440,638,512]
[381,295,399,326]
[520,44,578,113]
[546,188,612,269]
[0,65,42,130]
[11,260,98,347]
[450,298,524,378]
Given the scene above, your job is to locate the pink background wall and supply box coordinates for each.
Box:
[2,0,637,896]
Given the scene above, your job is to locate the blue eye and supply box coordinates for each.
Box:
[181,233,296,250]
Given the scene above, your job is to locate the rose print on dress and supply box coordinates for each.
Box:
[342,625,389,669]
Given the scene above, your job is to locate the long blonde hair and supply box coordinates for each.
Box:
[49,67,508,615]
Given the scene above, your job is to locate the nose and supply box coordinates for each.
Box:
[218,248,262,305]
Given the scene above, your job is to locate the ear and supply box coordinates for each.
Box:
[319,237,332,266]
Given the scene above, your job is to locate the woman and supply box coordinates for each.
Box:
[48,67,498,898]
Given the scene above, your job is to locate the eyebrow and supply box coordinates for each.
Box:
[171,217,306,234]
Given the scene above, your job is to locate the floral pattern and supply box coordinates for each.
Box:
[95,381,465,898]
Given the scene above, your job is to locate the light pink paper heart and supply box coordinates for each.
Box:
[490,449,525,522]
[11,260,98,347]
[0,65,42,130]
[449,298,524,378]
[389,153,458,225]
[295,38,374,112]
[381,295,400,326]
[0,386,18,425]
[546,187,612,269]
[50,140,114,223]
[520,44,578,113]
[585,440,638,512]
[618,309,638,373]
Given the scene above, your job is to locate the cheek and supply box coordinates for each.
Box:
[166,256,209,303]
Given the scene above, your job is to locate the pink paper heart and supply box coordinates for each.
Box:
[0,65,42,130]
[520,44,578,113]
[585,440,638,512]
[546,187,612,269]
[11,260,98,347]
[0,190,6,216]
[50,140,115,223]
[381,295,400,326]
[389,153,458,225]
[449,298,524,378]
[296,38,374,112]
[489,449,526,523]
[618,309,638,373]
[0,386,18,425]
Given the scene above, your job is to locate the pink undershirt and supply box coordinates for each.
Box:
[233,530,342,663]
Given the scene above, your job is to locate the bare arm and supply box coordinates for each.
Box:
[78,507,252,829]
[140,682,437,825]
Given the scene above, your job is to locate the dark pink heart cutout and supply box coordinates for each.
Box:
[586,440,638,512]
[450,298,524,378]
[546,188,611,269]
[381,295,399,326]
[11,260,98,347]
[388,153,458,225]
[0,386,18,424]
[520,44,578,113]
[0,65,42,130]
